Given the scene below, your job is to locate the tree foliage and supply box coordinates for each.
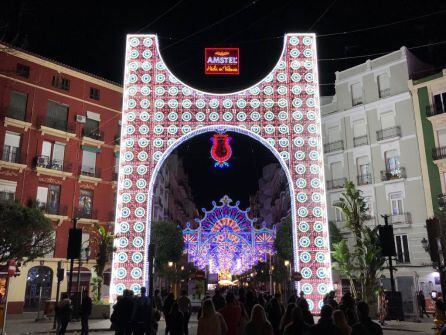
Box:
[274,215,293,262]
[0,201,54,263]
[91,223,114,302]
[151,221,184,267]
[332,180,385,304]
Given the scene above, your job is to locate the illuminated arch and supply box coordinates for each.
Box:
[112,33,332,313]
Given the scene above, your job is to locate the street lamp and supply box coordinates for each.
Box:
[168,261,174,268]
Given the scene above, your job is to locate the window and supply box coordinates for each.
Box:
[81,150,97,176]
[45,101,69,131]
[90,87,100,100]
[78,189,93,218]
[81,233,90,260]
[2,132,21,163]
[395,234,410,263]
[0,179,16,202]
[353,119,366,138]
[377,74,390,98]
[83,112,101,139]
[385,150,400,173]
[36,185,60,214]
[437,129,446,148]
[334,207,345,222]
[390,192,404,215]
[434,92,446,113]
[39,141,65,170]
[357,156,371,185]
[380,111,395,130]
[351,83,363,106]
[16,63,30,78]
[52,76,70,91]
[9,91,28,120]
[330,161,343,180]
[327,125,340,143]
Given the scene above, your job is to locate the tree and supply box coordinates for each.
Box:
[91,223,114,302]
[274,215,293,262]
[151,221,184,268]
[332,180,385,303]
[0,201,54,263]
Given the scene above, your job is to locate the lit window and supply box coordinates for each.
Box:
[395,234,410,263]
[390,192,404,215]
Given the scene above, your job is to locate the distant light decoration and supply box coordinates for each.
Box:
[183,195,276,276]
[210,133,232,168]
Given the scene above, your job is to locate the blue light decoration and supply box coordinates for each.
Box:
[210,133,232,168]
[183,195,276,276]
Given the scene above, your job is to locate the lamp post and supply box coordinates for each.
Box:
[284,260,291,299]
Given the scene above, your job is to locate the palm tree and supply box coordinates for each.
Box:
[92,223,114,302]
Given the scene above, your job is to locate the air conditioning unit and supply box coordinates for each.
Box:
[76,115,86,123]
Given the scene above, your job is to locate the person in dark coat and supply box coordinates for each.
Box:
[309,305,342,335]
[283,306,310,335]
[417,290,429,318]
[113,289,135,335]
[265,293,284,335]
[163,293,175,335]
[56,294,72,335]
[133,287,152,335]
[168,302,185,335]
[80,290,92,335]
[212,289,226,311]
[351,302,383,335]
[297,297,314,325]
[339,292,357,326]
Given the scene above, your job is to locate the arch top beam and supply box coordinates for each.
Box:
[112,33,332,313]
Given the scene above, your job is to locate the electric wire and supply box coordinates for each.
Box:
[136,0,185,33]
[307,0,338,32]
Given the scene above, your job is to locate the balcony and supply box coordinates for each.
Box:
[76,208,98,223]
[34,201,68,224]
[390,212,411,225]
[438,194,446,209]
[352,97,363,106]
[353,135,368,147]
[326,178,345,190]
[0,191,15,203]
[79,166,102,184]
[357,173,373,186]
[380,167,406,181]
[0,145,26,171]
[4,108,32,130]
[433,146,446,161]
[323,140,344,153]
[35,155,73,179]
[81,128,104,148]
[379,88,391,98]
[39,117,76,140]
[376,126,401,141]
[426,105,445,118]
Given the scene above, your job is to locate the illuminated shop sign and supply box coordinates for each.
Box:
[205,48,240,75]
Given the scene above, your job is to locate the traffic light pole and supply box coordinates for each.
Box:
[382,215,396,291]
[67,217,78,299]
[53,261,63,329]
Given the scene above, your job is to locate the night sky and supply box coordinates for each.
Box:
[1,1,446,206]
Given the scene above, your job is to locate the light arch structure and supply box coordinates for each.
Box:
[112,33,333,312]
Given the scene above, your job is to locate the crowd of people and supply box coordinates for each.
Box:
[108,286,383,335]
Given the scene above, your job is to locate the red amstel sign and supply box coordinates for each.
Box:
[205,48,239,75]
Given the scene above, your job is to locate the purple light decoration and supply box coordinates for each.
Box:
[183,195,276,275]
[210,133,232,168]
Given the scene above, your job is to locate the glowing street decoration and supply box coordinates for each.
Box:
[112,33,333,313]
[205,48,240,75]
[183,195,275,276]
[210,133,232,168]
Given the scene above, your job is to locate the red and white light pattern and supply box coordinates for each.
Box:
[112,33,332,312]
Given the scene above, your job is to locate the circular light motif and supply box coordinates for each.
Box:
[156,62,165,71]
[142,50,152,59]
[277,73,287,82]
[311,178,321,188]
[291,137,304,147]
[278,138,289,147]
[141,86,151,96]
[306,98,315,108]
[249,86,260,95]
[140,99,150,109]
[236,112,246,122]
[195,112,206,122]
[303,48,313,57]
[141,74,152,83]
[127,112,136,122]
[141,61,152,71]
[278,60,286,70]
[300,252,311,265]
[168,100,179,109]
[123,165,133,175]
[267,138,275,147]
[264,125,275,134]
[316,252,326,263]
[292,86,302,96]
[299,221,310,232]
[130,284,141,294]
[209,112,219,122]
[265,74,273,82]
[278,125,289,134]
[304,61,313,70]
[154,125,164,134]
[123,179,132,189]
[309,151,319,161]
[292,112,303,122]
[138,151,148,161]
[128,86,137,96]
[318,283,329,295]
[168,111,178,121]
[134,221,145,232]
[136,179,146,189]
[291,73,301,83]
[182,87,192,96]
[154,112,164,122]
[307,124,317,133]
[280,151,290,161]
[306,85,315,95]
[223,112,233,122]
[317,267,327,279]
[250,112,261,121]
[278,98,288,108]
[312,193,322,203]
[305,73,314,82]
[294,151,305,160]
[181,112,192,122]
[115,284,125,295]
[303,36,313,45]
[118,237,129,248]
[313,207,323,217]
[295,164,306,174]
[301,283,313,295]
[133,237,144,248]
[124,152,134,161]
[278,111,288,121]
[209,99,219,108]
[130,50,139,59]
[182,99,192,109]
[292,98,303,108]
[138,138,149,148]
[298,207,308,217]
[301,267,312,279]
[251,125,261,133]
[127,99,136,109]
[236,99,247,109]
[290,60,301,70]
[121,193,131,203]
[117,252,128,263]
[222,99,233,109]
[307,299,314,312]
[131,267,142,279]
[129,38,140,47]
[139,111,150,121]
[264,86,274,95]
[137,165,147,175]
[310,165,320,176]
[129,62,139,71]
[168,86,179,96]
[182,125,192,134]
[307,111,316,120]
[277,86,287,95]
[132,252,143,263]
[154,99,164,109]
[168,125,178,135]
[155,87,165,95]
[290,48,300,58]
[293,124,303,134]
[136,193,146,203]
[297,192,308,203]
[264,99,274,108]
[289,36,299,45]
[314,237,325,248]
[116,268,127,279]
[155,74,165,83]
[308,137,318,147]
[153,138,164,148]
[128,74,138,84]
[139,125,149,135]
[264,111,274,121]
[196,99,206,109]
[143,37,153,47]
[296,178,307,188]
[299,237,311,247]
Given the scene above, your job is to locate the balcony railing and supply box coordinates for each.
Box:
[357,173,373,186]
[426,105,445,118]
[379,88,391,98]
[40,116,75,133]
[324,140,344,153]
[0,191,15,203]
[433,146,446,160]
[76,208,98,220]
[7,108,29,121]
[376,126,401,141]
[35,155,72,172]
[326,178,345,190]
[353,135,368,147]
[352,97,363,106]
[82,128,104,141]
[36,201,68,216]
[80,166,101,178]
[380,167,406,181]
[390,212,411,225]
[1,145,21,163]
[438,194,446,209]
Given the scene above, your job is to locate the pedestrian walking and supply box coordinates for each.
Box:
[56,294,72,335]
[265,293,284,335]
[212,289,226,311]
[163,293,175,335]
[112,289,135,335]
[283,306,310,335]
[309,305,342,335]
[297,297,314,325]
[219,292,242,335]
[333,310,352,335]
[417,290,429,318]
[279,303,296,334]
[177,289,192,335]
[80,290,92,335]
[133,287,152,335]
[168,302,185,335]
[244,304,273,335]
[351,302,383,335]
[377,287,387,326]
[197,299,228,335]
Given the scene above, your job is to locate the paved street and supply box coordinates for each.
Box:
[4,313,436,334]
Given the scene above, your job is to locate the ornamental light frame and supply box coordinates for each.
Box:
[112,33,333,313]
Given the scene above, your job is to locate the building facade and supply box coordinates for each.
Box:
[0,44,122,313]
[321,47,436,315]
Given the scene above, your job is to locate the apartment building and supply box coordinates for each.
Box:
[321,47,436,315]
